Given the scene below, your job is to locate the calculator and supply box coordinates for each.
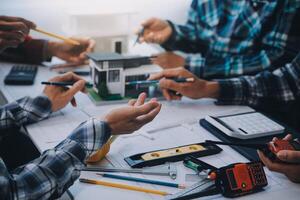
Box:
[205,112,285,139]
[4,65,38,85]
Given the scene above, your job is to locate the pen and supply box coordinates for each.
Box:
[125,77,194,86]
[134,27,145,46]
[41,81,93,87]
[97,173,185,189]
[79,178,169,196]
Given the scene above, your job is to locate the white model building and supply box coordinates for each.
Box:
[89,53,162,99]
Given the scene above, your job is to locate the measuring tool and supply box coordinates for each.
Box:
[167,156,268,199]
[82,163,177,179]
[206,138,300,161]
[124,142,222,168]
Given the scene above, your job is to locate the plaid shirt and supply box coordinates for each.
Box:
[0,96,111,199]
[217,52,300,107]
[162,0,300,78]
[0,38,51,64]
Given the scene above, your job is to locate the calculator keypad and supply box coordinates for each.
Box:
[220,113,284,136]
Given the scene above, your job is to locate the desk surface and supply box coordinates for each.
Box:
[1,62,300,200]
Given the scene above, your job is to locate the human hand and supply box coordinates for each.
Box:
[43,72,87,112]
[139,18,172,44]
[47,37,95,64]
[258,134,300,183]
[0,16,36,51]
[103,93,161,135]
[148,67,220,100]
[151,52,185,69]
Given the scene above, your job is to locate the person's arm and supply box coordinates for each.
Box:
[216,53,300,107]
[0,118,111,200]
[0,36,96,65]
[0,92,161,199]
[0,95,52,131]
[161,0,210,53]
[162,0,296,78]
[0,37,51,64]
[186,49,281,78]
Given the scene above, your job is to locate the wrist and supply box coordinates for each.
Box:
[205,82,220,99]
[46,41,59,58]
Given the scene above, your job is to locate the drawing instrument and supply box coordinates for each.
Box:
[79,178,169,196]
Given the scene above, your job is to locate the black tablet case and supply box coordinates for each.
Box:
[199,118,289,161]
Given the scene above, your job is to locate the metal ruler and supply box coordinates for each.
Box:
[165,179,215,200]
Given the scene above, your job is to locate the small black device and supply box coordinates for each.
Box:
[4,65,38,85]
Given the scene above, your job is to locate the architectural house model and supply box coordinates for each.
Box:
[88,53,162,102]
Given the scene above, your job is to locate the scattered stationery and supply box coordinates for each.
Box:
[97,173,185,189]
[79,178,169,196]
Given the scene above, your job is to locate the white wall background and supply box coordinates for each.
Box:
[0,0,192,38]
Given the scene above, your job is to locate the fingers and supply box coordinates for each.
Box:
[128,92,147,106]
[128,99,136,106]
[131,101,160,118]
[277,150,300,163]
[0,21,31,35]
[0,16,36,29]
[283,134,293,141]
[0,30,24,39]
[135,103,162,124]
[53,71,84,83]
[161,87,181,101]
[148,67,189,80]
[159,78,183,93]
[161,89,172,100]
[141,18,157,28]
[49,72,87,94]
[87,38,96,52]
[258,150,289,173]
[65,79,86,99]
[71,97,77,107]
[135,92,147,106]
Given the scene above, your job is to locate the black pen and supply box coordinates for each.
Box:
[134,27,145,46]
[125,77,194,86]
[41,81,93,87]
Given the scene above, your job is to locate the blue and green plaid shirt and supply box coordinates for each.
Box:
[0,96,111,199]
[217,52,300,107]
[162,0,300,78]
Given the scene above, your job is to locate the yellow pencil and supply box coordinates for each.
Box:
[79,178,170,196]
[33,28,80,46]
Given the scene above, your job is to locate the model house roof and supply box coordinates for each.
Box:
[88,52,152,68]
